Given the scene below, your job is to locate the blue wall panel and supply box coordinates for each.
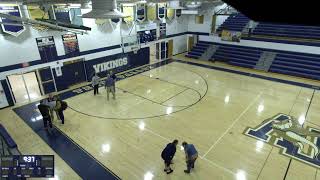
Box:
[39,67,52,82]
[85,47,150,80]
[54,60,86,91]
[42,81,56,94]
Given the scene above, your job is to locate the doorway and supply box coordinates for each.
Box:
[188,36,194,51]
[168,39,173,58]
[149,43,157,63]
[7,72,42,104]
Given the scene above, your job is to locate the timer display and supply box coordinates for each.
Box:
[0,155,54,178]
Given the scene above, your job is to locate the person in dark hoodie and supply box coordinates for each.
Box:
[161,139,178,174]
[38,100,53,130]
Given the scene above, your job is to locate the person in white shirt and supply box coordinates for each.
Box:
[91,73,100,95]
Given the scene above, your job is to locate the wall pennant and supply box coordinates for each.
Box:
[166,8,175,21]
[53,5,71,23]
[176,9,182,18]
[136,3,146,23]
[122,4,134,25]
[0,5,25,36]
[147,3,156,22]
[157,3,166,21]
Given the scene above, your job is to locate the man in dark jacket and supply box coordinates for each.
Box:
[161,139,178,174]
[38,100,53,130]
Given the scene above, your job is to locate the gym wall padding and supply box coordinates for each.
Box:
[85,47,150,80]
[53,60,86,91]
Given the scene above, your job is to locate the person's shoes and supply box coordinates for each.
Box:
[163,169,168,172]
[192,165,194,168]
[184,170,190,174]
[166,169,173,174]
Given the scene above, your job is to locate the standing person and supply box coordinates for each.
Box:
[92,73,100,95]
[248,20,254,37]
[161,140,178,174]
[182,141,198,174]
[54,96,67,124]
[43,94,56,120]
[38,100,53,130]
[105,73,116,100]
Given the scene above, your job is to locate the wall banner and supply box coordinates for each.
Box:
[54,6,71,23]
[36,36,58,62]
[0,5,25,36]
[136,3,146,22]
[62,33,80,56]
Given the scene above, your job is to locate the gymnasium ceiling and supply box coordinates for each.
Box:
[222,0,319,26]
[0,0,319,26]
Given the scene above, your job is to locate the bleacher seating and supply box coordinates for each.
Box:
[186,40,320,81]
[242,36,320,47]
[269,52,320,80]
[252,23,320,40]
[216,13,250,33]
[185,41,211,59]
[211,44,262,68]
[0,124,17,149]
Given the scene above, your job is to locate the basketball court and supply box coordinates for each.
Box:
[1,1,320,179]
[1,57,320,180]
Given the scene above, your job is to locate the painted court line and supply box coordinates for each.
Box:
[130,121,237,176]
[202,92,263,158]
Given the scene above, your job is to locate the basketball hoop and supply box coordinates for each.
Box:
[121,34,141,53]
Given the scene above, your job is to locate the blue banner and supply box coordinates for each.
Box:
[54,7,70,23]
[0,5,25,36]
[36,36,58,62]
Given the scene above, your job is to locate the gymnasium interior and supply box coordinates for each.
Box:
[1,0,320,179]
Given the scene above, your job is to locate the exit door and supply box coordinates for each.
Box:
[156,40,171,61]
[7,71,42,104]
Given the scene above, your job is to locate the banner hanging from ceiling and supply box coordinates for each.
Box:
[69,8,83,26]
[166,8,175,21]
[0,5,25,36]
[136,3,146,22]
[27,5,49,20]
[62,33,80,56]
[53,6,71,23]
[27,5,50,31]
[122,4,134,24]
[176,9,182,17]
[157,3,166,20]
[147,3,156,22]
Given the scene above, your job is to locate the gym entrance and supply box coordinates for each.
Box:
[7,71,42,104]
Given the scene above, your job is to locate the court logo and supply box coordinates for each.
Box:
[244,113,320,168]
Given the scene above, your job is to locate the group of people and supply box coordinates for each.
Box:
[161,140,198,174]
[37,94,67,130]
[92,71,116,100]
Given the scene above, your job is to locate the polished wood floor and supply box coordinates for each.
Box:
[1,56,320,180]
